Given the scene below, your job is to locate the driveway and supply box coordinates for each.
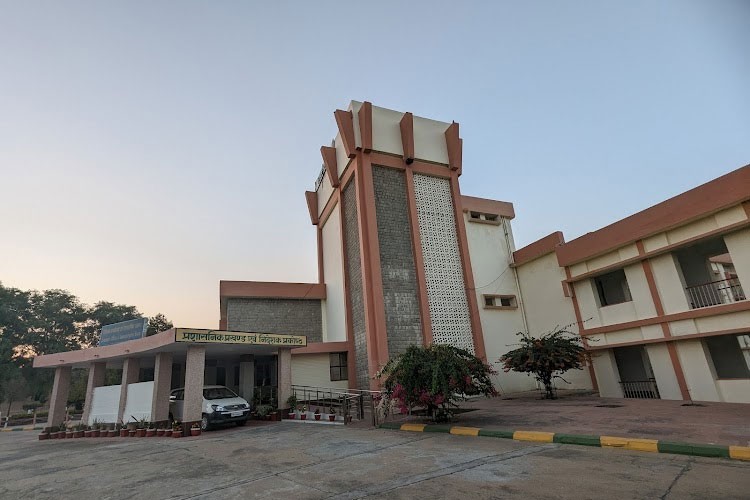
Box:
[1,422,748,499]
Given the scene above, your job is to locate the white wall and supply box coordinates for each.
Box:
[88,385,121,425]
[322,204,346,342]
[591,350,624,398]
[644,344,682,400]
[650,253,690,314]
[122,381,155,424]
[676,340,721,402]
[724,228,750,287]
[291,354,349,390]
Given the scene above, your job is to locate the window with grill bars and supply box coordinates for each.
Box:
[330,352,348,381]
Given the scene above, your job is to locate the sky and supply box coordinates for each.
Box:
[1,1,749,329]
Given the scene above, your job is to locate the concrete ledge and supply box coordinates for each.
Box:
[1,427,42,432]
[379,423,750,462]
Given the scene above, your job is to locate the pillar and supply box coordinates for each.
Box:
[278,348,292,410]
[150,353,173,424]
[118,358,140,425]
[81,362,106,425]
[183,345,206,425]
[46,366,71,431]
[238,354,255,402]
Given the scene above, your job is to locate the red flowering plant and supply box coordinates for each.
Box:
[377,344,497,422]
[499,325,590,399]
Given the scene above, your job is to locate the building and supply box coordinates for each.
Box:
[34,101,750,433]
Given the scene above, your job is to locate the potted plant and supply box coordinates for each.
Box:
[172,421,182,438]
[65,425,74,439]
[286,395,297,419]
[74,423,85,438]
[156,425,165,437]
[84,425,93,438]
[190,423,201,437]
[256,405,272,421]
[299,404,307,420]
[38,429,50,441]
[164,426,172,437]
[314,408,321,421]
[146,423,156,437]
[118,423,128,438]
[108,425,117,437]
[91,419,101,437]
[328,405,336,422]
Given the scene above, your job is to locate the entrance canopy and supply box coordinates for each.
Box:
[32,328,308,369]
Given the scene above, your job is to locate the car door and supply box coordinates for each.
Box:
[170,390,185,421]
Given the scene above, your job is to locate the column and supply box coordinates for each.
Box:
[46,366,71,431]
[277,348,292,411]
[117,358,140,424]
[183,345,206,425]
[81,362,106,426]
[238,354,255,402]
[150,353,173,424]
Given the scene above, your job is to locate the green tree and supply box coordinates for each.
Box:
[79,301,141,347]
[147,313,173,336]
[499,326,590,399]
[377,344,497,422]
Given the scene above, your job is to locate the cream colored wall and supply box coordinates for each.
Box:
[591,350,623,398]
[624,264,657,319]
[724,228,750,286]
[644,344,682,400]
[321,204,346,343]
[573,280,601,329]
[650,254,690,314]
[316,167,334,216]
[413,115,450,165]
[716,380,750,403]
[515,252,592,390]
[291,353,349,390]
[675,340,721,401]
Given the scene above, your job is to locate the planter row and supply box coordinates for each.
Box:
[39,429,201,440]
[287,412,340,422]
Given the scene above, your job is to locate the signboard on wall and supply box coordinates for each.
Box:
[99,318,148,346]
[175,328,307,347]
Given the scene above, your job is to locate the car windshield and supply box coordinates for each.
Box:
[203,387,238,400]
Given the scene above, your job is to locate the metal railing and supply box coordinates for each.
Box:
[291,385,382,426]
[619,379,660,399]
[685,278,746,309]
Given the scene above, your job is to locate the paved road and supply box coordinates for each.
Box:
[1,423,748,499]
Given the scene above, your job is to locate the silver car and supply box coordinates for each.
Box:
[169,385,251,430]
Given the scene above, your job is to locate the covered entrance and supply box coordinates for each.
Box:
[32,328,306,432]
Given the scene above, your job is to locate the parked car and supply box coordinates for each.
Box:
[169,385,251,430]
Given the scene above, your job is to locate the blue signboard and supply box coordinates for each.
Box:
[99,318,148,346]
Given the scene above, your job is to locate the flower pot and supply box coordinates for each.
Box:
[84,430,93,438]
[164,429,172,437]
[156,429,165,437]
[190,428,201,437]
[172,430,182,438]
[314,414,321,421]
[109,430,117,437]
[38,433,50,441]
[65,432,74,439]
[120,429,128,437]
[328,414,336,422]
[271,412,280,421]
[74,431,84,438]
[288,412,295,419]
[136,428,146,437]
[128,430,136,437]
[146,429,156,437]
[91,430,100,438]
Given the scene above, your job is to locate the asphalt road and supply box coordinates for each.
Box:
[1,422,748,499]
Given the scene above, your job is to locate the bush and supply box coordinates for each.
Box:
[378,344,497,422]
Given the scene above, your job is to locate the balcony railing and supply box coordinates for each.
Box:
[619,379,660,399]
[685,278,746,309]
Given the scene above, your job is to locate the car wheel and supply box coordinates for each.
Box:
[236,419,247,427]
[201,414,210,431]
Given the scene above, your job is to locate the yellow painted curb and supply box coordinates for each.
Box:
[601,436,658,452]
[450,426,480,436]
[513,431,554,443]
[729,446,750,461]
[400,423,426,432]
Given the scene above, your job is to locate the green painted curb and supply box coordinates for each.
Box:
[553,433,601,447]
[657,441,730,458]
[1,427,41,432]
[379,422,402,430]
[423,425,452,434]
[477,429,514,439]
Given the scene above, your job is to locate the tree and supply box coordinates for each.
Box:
[147,313,173,336]
[499,326,590,399]
[377,344,497,422]
[79,301,141,347]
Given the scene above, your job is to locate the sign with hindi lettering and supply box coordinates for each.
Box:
[99,318,148,346]
[174,329,307,347]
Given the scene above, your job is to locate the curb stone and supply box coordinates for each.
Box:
[379,423,750,462]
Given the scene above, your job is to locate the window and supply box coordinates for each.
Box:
[483,294,517,309]
[216,366,226,386]
[706,334,750,379]
[330,352,348,381]
[469,211,501,224]
[593,269,632,306]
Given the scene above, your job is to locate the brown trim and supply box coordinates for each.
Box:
[369,151,452,178]
[399,112,415,164]
[291,341,352,355]
[339,181,356,388]
[219,318,227,330]
[450,172,486,360]
[461,195,516,220]
[304,191,319,225]
[564,218,750,283]
[334,109,356,158]
[317,226,324,284]
[319,189,340,228]
[320,146,339,188]
[743,200,750,219]
[358,101,373,152]
[556,164,750,266]
[586,326,750,351]
[220,281,326,300]
[565,267,599,391]
[445,122,462,173]
[513,231,565,266]
[582,299,750,336]
[637,240,690,399]
[405,168,433,345]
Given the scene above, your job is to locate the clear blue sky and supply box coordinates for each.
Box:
[1,1,748,329]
